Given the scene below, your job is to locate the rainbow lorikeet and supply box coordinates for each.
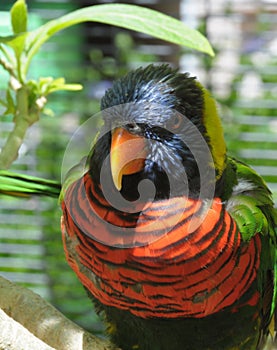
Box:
[1,64,277,350]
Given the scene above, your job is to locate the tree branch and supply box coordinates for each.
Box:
[0,276,120,350]
[0,309,55,350]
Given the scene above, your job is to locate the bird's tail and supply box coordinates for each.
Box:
[0,170,61,198]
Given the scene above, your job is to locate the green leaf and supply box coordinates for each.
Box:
[0,33,27,62]
[0,170,61,197]
[43,77,83,94]
[0,99,7,109]
[0,34,22,44]
[11,0,28,34]
[47,83,83,93]
[24,4,214,74]
[4,89,16,115]
[36,77,83,95]
[6,34,26,59]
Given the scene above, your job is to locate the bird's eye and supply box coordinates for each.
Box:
[167,114,183,131]
[125,123,141,133]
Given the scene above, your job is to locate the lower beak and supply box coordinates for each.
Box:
[110,127,147,190]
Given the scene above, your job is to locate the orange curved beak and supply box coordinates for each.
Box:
[110,127,148,190]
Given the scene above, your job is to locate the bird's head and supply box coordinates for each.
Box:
[89,64,226,201]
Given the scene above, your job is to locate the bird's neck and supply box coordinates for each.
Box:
[89,150,229,203]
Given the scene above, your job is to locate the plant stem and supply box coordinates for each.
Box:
[0,117,29,169]
[0,87,38,169]
[0,44,15,66]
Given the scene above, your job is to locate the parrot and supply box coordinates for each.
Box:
[1,64,276,350]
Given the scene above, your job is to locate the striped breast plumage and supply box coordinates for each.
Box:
[61,172,261,320]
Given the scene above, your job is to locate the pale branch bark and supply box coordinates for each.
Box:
[0,309,55,350]
[0,276,120,350]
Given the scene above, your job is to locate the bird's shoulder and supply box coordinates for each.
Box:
[59,156,89,204]
[224,156,277,243]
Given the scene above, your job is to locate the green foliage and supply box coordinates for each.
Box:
[0,0,214,170]
[0,170,61,197]
[10,0,27,35]
[24,3,214,72]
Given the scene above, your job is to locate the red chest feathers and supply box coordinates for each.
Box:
[61,173,261,319]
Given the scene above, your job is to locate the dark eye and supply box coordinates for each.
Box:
[125,123,141,133]
[166,114,183,131]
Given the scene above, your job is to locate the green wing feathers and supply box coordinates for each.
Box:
[226,157,277,327]
[227,157,277,242]
[0,170,61,198]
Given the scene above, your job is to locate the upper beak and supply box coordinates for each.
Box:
[110,127,147,190]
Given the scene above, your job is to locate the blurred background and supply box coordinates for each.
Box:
[0,0,276,335]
